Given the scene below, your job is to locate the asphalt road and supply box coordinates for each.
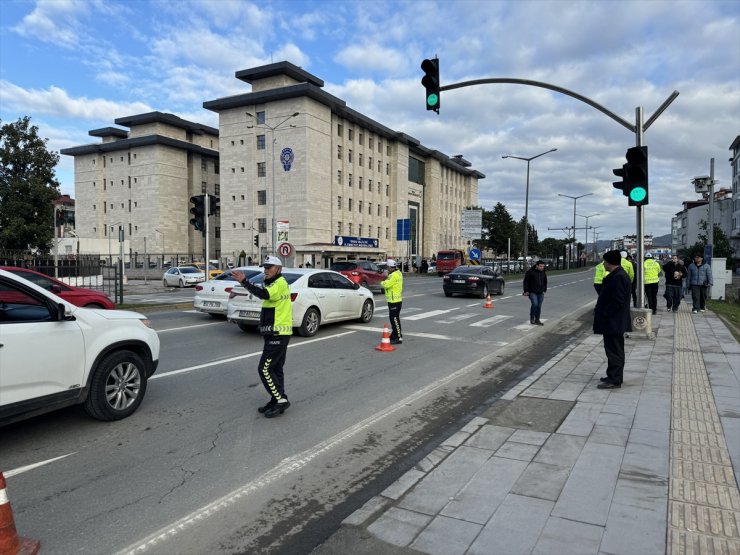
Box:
[1,270,596,554]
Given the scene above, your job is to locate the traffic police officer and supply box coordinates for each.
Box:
[643,252,662,315]
[380,259,404,344]
[593,261,607,295]
[233,256,293,418]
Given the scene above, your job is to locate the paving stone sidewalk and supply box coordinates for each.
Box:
[335,304,740,555]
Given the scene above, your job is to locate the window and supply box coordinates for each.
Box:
[231,140,235,146]
[348,198,353,211]
[386,184,390,196]
[386,163,390,175]
[369,202,372,215]
[408,157,425,185]
[359,133,364,145]
[348,128,354,141]
[377,204,381,216]
[257,162,266,177]
[358,177,363,190]
[337,170,342,184]
[256,111,266,124]
[241,167,245,172]
[215,183,220,195]
[258,190,267,205]
[201,160,207,171]
[378,140,382,153]
[337,123,343,136]
[369,180,373,192]
[369,156,373,170]
[377,226,381,238]
[386,206,389,217]
[214,164,219,174]
[338,221,343,234]
[369,138,373,149]
[378,161,382,172]
[359,153,363,166]
[337,145,342,160]
[348,149,353,163]
[358,200,363,213]
[258,218,267,233]
[386,227,389,239]
[348,174,353,187]
[348,223,353,234]
[257,135,265,150]
[337,196,342,209]
[359,224,362,236]
[387,144,391,156]
[215,227,220,239]
[202,181,207,194]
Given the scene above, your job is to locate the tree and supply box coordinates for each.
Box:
[484,202,517,256]
[680,221,737,269]
[0,117,61,252]
[538,237,567,261]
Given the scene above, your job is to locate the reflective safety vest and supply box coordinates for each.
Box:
[644,258,661,284]
[620,258,635,282]
[261,275,293,336]
[594,262,607,285]
[381,268,403,303]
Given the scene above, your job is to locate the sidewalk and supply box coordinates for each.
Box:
[332,303,740,555]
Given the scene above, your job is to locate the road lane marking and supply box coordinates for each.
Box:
[434,314,478,324]
[342,325,495,345]
[150,331,356,380]
[156,322,224,333]
[470,315,512,327]
[4,453,76,478]
[405,308,459,320]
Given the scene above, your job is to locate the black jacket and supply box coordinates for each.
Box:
[593,266,632,335]
[523,267,547,294]
[662,261,686,287]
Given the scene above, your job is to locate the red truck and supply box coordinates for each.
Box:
[435,249,466,276]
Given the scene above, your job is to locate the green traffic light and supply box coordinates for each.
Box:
[427,93,439,107]
[629,186,647,202]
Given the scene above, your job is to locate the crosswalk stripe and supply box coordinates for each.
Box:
[470,314,512,327]
[435,313,478,324]
[405,308,459,321]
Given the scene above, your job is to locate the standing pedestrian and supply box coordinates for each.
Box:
[643,253,662,315]
[594,250,632,389]
[687,254,713,313]
[523,260,548,325]
[593,261,607,295]
[662,254,687,312]
[380,259,404,344]
[679,258,688,297]
[232,256,293,418]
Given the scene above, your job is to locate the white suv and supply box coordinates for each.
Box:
[0,269,160,426]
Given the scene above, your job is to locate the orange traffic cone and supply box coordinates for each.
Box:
[0,472,40,555]
[374,323,397,352]
[484,294,493,309]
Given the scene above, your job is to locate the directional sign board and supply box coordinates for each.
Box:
[461,209,482,239]
[396,218,410,241]
[469,248,481,261]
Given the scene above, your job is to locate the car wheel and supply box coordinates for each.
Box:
[237,322,253,332]
[498,282,505,295]
[480,284,489,299]
[358,299,374,323]
[360,280,369,289]
[299,307,320,337]
[444,290,453,297]
[163,278,168,287]
[83,350,147,421]
[179,279,185,288]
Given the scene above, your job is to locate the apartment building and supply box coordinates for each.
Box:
[730,135,740,256]
[61,112,220,259]
[203,61,483,268]
[671,189,733,254]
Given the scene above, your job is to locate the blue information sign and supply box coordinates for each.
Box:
[469,248,481,261]
[334,236,379,248]
[396,219,410,241]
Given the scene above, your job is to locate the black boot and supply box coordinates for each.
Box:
[257,399,277,413]
[264,399,290,418]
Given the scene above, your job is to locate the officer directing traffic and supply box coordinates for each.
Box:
[232,256,292,418]
[380,259,403,344]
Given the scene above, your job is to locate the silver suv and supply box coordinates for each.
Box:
[0,269,160,426]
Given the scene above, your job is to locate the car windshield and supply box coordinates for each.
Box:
[330,262,357,271]
[215,269,260,281]
[451,266,481,275]
[249,272,302,285]
[180,267,201,274]
[438,253,456,260]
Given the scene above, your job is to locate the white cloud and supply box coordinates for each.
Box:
[335,44,410,75]
[12,0,91,47]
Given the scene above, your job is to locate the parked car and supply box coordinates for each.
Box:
[330,260,386,292]
[188,262,223,280]
[193,266,261,316]
[0,266,115,309]
[0,269,160,426]
[162,266,206,287]
[443,265,505,298]
[427,262,437,274]
[227,268,375,337]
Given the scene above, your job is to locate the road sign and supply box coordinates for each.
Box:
[469,248,481,261]
[396,218,410,241]
[461,209,482,239]
[278,242,293,257]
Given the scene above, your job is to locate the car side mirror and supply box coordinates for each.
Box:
[51,284,62,293]
[353,283,360,290]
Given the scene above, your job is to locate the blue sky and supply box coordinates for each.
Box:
[1,0,739,243]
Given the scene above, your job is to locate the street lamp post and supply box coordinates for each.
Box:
[502,148,557,268]
[558,193,592,269]
[246,111,299,257]
[155,228,164,267]
[577,213,600,262]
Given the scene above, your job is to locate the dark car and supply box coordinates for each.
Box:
[0,266,116,309]
[442,265,505,298]
[330,260,386,291]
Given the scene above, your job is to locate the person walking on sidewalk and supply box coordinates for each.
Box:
[593,261,607,295]
[523,260,548,325]
[688,254,713,313]
[643,252,662,315]
[380,259,404,344]
[232,256,293,418]
[594,250,632,389]
[663,254,687,312]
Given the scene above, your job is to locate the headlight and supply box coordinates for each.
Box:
[139,319,154,329]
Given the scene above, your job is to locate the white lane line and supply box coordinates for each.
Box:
[342,325,491,344]
[435,314,478,324]
[4,453,76,478]
[156,321,224,333]
[405,308,459,321]
[470,314,512,327]
[117,346,509,555]
[150,331,356,380]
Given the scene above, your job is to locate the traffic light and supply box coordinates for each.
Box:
[209,195,220,216]
[421,58,440,113]
[613,146,649,206]
[189,195,205,233]
[253,234,259,247]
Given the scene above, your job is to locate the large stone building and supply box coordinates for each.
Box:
[61,112,220,261]
[203,61,483,268]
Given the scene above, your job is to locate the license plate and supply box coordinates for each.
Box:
[239,310,260,318]
[203,301,219,308]
[452,279,466,284]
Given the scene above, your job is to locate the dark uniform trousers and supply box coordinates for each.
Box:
[388,301,403,341]
[645,283,659,313]
[258,335,290,401]
[603,333,625,385]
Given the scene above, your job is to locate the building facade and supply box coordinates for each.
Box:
[671,190,733,254]
[61,112,220,261]
[730,135,740,256]
[203,61,483,268]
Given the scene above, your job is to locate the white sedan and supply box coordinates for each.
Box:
[193,266,261,316]
[162,266,205,288]
[227,268,375,337]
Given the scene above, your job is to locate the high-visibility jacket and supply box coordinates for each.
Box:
[242,274,293,336]
[381,268,403,303]
[643,258,661,284]
[620,258,634,282]
[594,262,607,285]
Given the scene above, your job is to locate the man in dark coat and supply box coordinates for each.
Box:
[594,250,632,389]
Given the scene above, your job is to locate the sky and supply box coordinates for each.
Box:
[1,0,739,245]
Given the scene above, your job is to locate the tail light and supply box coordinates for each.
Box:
[195,285,203,291]
[351,271,360,276]
[468,276,480,281]
[290,292,298,302]
[225,287,233,294]
[443,275,450,281]
[229,290,249,299]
